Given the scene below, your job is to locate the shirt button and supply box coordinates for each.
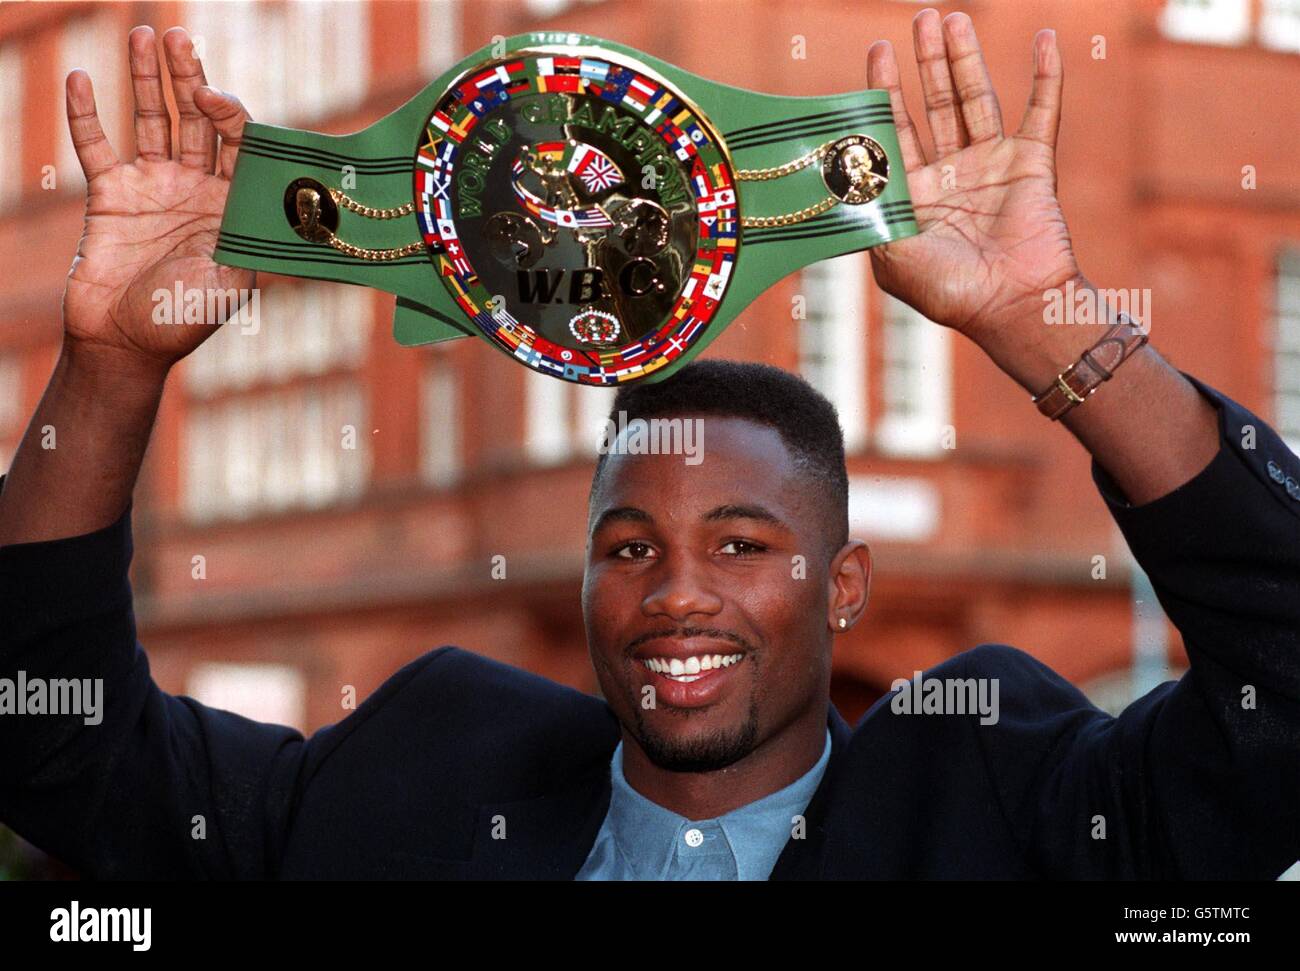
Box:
[1267,460,1285,483]
[684,828,704,848]
[1287,477,1300,501]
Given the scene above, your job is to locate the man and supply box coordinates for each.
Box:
[1,12,1297,880]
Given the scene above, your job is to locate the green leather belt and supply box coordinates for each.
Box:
[214,32,918,384]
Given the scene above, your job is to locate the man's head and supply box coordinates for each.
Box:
[582,359,871,775]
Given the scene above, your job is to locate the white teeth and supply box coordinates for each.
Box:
[640,653,744,679]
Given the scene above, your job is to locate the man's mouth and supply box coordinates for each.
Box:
[639,653,745,683]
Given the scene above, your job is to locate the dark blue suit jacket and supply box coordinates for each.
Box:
[2,373,1298,879]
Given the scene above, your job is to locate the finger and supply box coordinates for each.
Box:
[867,40,927,173]
[128,26,171,161]
[912,8,969,158]
[942,13,1004,144]
[65,70,119,182]
[162,26,217,171]
[1017,29,1063,148]
[195,85,253,180]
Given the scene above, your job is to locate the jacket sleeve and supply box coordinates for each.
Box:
[0,486,306,878]
[978,373,1300,879]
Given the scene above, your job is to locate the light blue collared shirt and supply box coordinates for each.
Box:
[575,729,832,881]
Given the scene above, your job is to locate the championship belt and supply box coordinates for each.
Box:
[214,32,919,385]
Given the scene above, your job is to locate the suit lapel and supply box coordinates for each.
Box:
[468,767,612,879]
[769,705,853,880]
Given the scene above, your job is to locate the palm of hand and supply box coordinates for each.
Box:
[60,25,253,369]
[865,14,1080,343]
[63,160,252,363]
[871,136,1079,338]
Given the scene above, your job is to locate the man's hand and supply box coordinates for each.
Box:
[864,9,1219,506]
[63,25,252,375]
[0,25,253,545]
[866,11,1078,351]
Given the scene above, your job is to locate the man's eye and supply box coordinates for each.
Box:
[614,541,656,560]
[719,539,767,557]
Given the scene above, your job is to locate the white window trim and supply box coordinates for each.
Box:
[1275,248,1300,456]
[0,355,21,433]
[1260,0,1300,53]
[573,384,617,456]
[875,296,953,459]
[1159,0,1252,46]
[847,474,941,543]
[0,44,22,210]
[798,254,868,453]
[187,662,307,732]
[421,350,462,487]
[180,281,373,521]
[524,369,572,465]
[183,1,368,124]
[420,0,463,78]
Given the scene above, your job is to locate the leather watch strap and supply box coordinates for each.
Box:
[1032,312,1150,420]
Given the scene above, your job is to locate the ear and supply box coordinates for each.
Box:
[826,539,871,633]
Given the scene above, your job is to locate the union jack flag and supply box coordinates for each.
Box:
[569,144,624,194]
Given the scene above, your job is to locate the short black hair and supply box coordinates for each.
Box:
[590,358,849,553]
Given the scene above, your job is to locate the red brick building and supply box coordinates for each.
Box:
[2,0,1298,749]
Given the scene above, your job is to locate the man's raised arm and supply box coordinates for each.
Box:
[0,27,307,879]
[0,26,252,544]
[865,9,1299,877]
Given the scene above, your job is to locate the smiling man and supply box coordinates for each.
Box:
[1,13,1298,880]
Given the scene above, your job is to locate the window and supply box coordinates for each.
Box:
[58,12,126,192]
[183,1,368,123]
[1159,0,1251,45]
[523,0,587,16]
[876,295,953,458]
[421,348,461,487]
[1274,248,1300,455]
[1261,0,1300,52]
[0,43,22,210]
[574,383,617,455]
[798,254,867,452]
[847,474,940,542]
[523,369,572,465]
[522,372,616,465]
[0,355,20,433]
[420,0,463,77]
[187,662,306,732]
[0,354,21,473]
[182,281,373,521]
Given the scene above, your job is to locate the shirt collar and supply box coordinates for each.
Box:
[604,727,834,880]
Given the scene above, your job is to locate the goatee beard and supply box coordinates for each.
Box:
[630,696,760,773]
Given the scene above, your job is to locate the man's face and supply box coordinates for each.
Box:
[582,415,838,773]
[842,144,870,182]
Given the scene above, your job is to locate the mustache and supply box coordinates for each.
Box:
[624,626,754,658]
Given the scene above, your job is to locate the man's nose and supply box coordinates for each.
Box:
[641,551,725,620]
